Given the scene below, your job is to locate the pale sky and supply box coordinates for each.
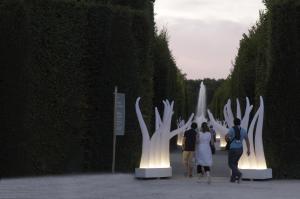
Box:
[154,0,266,79]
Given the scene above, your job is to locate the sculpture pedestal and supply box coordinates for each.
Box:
[240,168,272,180]
[135,167,172,178]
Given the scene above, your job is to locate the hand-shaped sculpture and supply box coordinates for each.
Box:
[176,118,185,146]
[136,97,194,168]
[208,96,267,169]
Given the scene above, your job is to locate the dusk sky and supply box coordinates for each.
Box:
[154,0,266,80]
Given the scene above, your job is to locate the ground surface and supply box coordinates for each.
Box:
[1,173,300,199]
[1,146,299,199]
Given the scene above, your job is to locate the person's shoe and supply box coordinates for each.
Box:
[230,176,235,183]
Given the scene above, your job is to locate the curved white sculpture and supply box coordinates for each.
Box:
[135,97,194,169]
[215,120,227,148]
[208,96,269,170]
[176,118,185,146]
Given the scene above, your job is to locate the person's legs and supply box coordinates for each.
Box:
[187,152,194,177]
[204,166,211,184]
[182,151,189,177]
[204,166,210,173]
[197,165,203,174]
[235,150,243,182]
[228,149,243,182]
[183,151,194,177]
[197,164,204,180]
[228,150,235,182]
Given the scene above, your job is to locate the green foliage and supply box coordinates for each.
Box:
[152,29,187,147]
[210,78,231,119]
[264,1,300,178]
[0,0,154,176]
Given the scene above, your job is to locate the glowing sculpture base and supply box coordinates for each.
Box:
[135,167,172,178]
[240,168,272,180]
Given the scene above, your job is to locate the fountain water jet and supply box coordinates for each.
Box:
[194,82,207,127]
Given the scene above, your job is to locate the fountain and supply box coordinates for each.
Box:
[194,81,208,128]
[208,96,272,179]
[135,97,194,178]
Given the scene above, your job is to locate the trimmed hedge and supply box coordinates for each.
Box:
[0,0,154,176]
[264,1,300,178]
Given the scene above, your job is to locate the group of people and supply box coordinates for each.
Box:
[181,118,250,184]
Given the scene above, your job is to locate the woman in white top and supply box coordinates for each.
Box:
[195,122,213,184]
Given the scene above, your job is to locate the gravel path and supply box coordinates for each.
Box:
[1,173,299,199]
[1,145,299,199]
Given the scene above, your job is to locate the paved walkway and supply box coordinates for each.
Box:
[0,144,300,199]
[171,146,230,178]
[1,173,299,199]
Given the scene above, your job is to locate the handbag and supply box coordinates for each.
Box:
[225,138,234,150]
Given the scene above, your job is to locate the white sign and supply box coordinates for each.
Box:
[114,93,125,136]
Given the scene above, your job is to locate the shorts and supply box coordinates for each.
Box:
[183,151,194,165]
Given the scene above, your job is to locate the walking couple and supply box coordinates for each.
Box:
[182,122,214,184]
[182,118,250,184]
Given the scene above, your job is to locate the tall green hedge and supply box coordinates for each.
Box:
[264,1,300,178]
[0,0,154,176]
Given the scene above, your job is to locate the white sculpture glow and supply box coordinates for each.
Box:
[135,97,194,169]
[215,120,227,148]
[176,118,185,146]
[208,96,268,170]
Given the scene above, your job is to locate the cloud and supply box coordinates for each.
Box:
[154,0,265,79]
[156,17,250,79]
[155,0,265,23]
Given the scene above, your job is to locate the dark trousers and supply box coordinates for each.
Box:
[228,148,243,181]
[197,165,210,174]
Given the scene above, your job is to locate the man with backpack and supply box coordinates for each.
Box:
[225,118,250,183]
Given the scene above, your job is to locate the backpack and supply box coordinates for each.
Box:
[225,126,241,150]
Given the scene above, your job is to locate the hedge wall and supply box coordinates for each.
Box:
[0,0,154,176]
[264,1,300,178]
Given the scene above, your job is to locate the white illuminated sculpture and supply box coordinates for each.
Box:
[135,97,194,178]
[208,96,272,179]
[215,120,227,148]
[176,118,185,146]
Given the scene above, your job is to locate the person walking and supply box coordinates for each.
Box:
[225,118,250,183]
[195,122,213,184]
[182,122,198,177]
[209,125,216,154]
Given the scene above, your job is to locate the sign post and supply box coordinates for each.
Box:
[112,86,125,173]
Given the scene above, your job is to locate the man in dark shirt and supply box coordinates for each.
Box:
[182,122,198,177]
